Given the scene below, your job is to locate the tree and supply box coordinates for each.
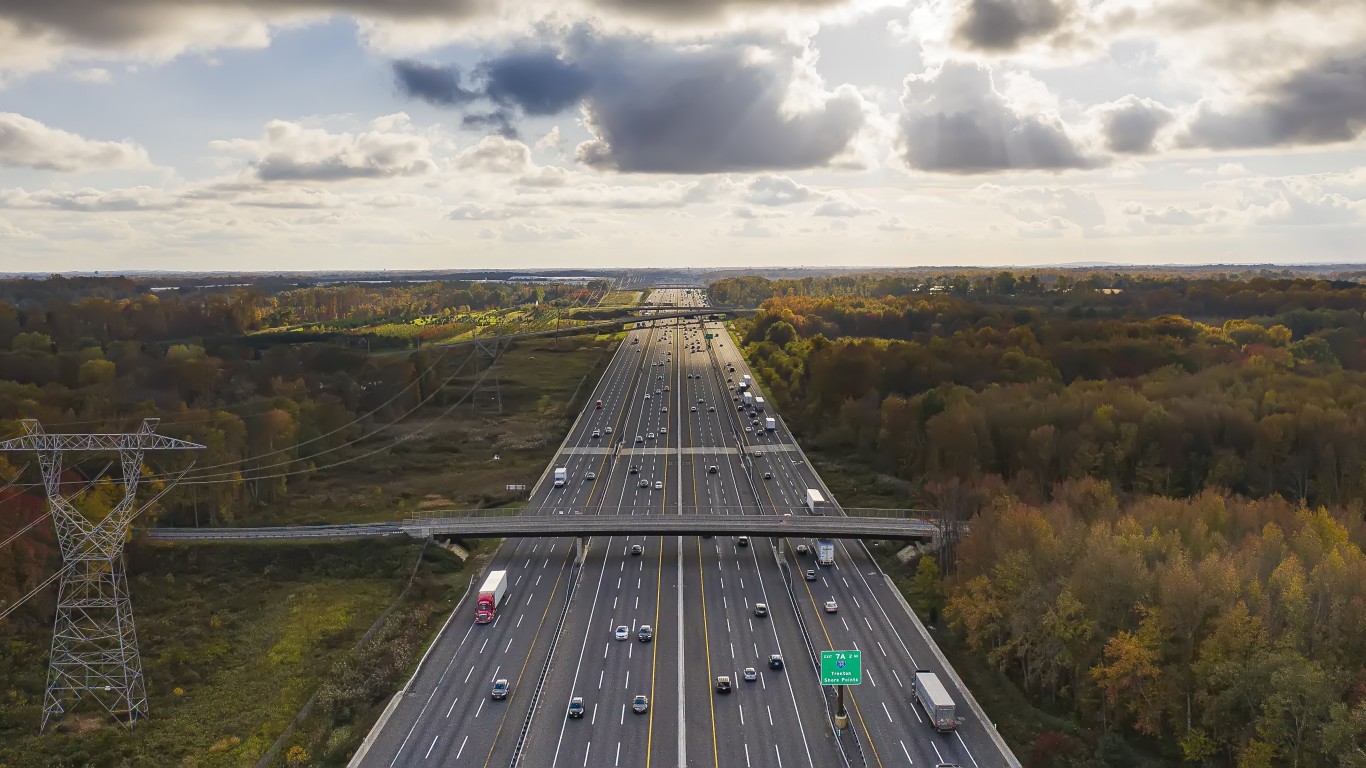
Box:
[1091,607,1166,735]
[910,555,945,622]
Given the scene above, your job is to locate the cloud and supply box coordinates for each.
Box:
[954,0,1074,52]
[813,199,878,216]
[1089,95,1176,154]
[535,126,567,155]
[395,30,866,174]
[70,67,111,83]
[210,114,437,182]
[0,186,181,211]
[517,165,569,187]
[1123,203,1204,226]
[745,175,819,206]
[975,183,1106,231]
[728,219,775,237]
[512,179,717,209]
[897,61,1094,174]
[0,112,150,171]
[879,217,910,231]
[1182,50,1366,149]
[501,221,583,241]
[1231,177,1366,226]
[448,202,518,220]
[454,134,531,173]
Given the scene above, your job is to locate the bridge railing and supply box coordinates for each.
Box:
[409,505,937,521]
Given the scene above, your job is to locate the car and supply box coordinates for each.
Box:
[629,465,640,474]
[638,624,653,642]
[764,471,773,479]
[737,536,749,547]
[631,544,644,556]
[744,426,752,433]
[660,426,667,433]
[605,427,613,434]
[735,401,743,407]
[639,479,649,488]
[825,600,839,613]
[595,400,604,409]
[754,603,768,617]
[654,480,663,490]
[708,406,715,412]
[636,435,644,443]
[691,407,698,413]
[698,398,705,404]
[568,697,585,719]
[492,679,509,699]
[585,472,596,481]
[743,667,758,681]
[664,386,670,391]
[805,569,817,581]
[708,465,719,474]
[936,764,963,768]
[715,676,732,693]
[644,393,651,399]
[754,451,764,457]
[661,407,668,413]
[796,544,809,555]
[633,694,650,714]
[647,432,655,439]
[592,430,601,438]
[615,625,629,640]
[655,389,661,394]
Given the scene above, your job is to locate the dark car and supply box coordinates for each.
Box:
[715,676,732,694]
[631,544,644,556]
[737,536,749,547]
[638,624,653,642]
[567,697,585,719]
[491,679,509,699]
[769,654,784,670]
[805,569,817,581]
[633,694,649,714]
[754,603,768,617]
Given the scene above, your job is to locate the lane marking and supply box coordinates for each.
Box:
[424,736,439,759]
[456,736,467,760]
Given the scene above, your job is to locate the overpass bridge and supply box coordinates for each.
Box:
[143,512,938,544]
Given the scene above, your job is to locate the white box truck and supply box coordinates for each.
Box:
[553,467,567,487]
[754,396,766,411]
[740,375,752,390]
[805,489,827,514]
[816,539,835,565]
[742,392,754,407]
[913,670,958,731]
[765,417,776,431]
[476,570,509,624]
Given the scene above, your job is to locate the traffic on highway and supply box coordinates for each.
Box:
[355,289,1017,768]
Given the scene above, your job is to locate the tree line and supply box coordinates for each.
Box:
[718,274,1366,766]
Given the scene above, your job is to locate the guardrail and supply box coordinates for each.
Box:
[509,556,585,767]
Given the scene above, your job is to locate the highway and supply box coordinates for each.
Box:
[355,288,1019,768]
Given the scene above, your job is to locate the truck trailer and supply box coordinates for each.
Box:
[816,539,835,565]
[553,467,567,487]
[475,570,509,624]
[740,375,752,390]
[754,396,766,411]
[742,392,754,407]
[765,417,776,431]
[805,489,827,514]
[913,670,958,731]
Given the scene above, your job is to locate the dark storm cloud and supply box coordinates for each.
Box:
[395,30,865,173]
[462,110,518,138]
[480,49,594,116]
[898,61,1095,174]
[955,0,1069,51]
[1094,96,1175,154]
[1182,51,1366,149]
[393,60,480,107]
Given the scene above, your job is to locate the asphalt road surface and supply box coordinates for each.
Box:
[357,288,1017,768]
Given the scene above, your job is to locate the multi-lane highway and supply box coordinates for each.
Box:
[356,289,1017,768]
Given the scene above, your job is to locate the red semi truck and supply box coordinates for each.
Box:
[475,570,509,624]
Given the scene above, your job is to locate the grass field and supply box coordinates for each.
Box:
[0,538,470,767]
[598,290,643,307]
[0,330,618,766]
[246,331,616,526]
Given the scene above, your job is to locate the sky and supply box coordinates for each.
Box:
[0,0,1364,272]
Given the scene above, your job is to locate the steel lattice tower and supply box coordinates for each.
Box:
[0,418,203,731]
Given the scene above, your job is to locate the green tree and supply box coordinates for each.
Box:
[910,555,945,621]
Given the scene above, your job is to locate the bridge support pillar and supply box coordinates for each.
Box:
[575,536,588,563]
[776,537,785,559]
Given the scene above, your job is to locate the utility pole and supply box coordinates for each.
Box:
[0,419,203,731]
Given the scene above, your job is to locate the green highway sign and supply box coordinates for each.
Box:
[820,650,862,685]
[705,333,714,339]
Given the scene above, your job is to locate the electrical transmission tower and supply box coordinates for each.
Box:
[472,338,503,412]
[0,418,203,731]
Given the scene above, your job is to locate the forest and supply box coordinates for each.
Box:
[719,273,1366,767]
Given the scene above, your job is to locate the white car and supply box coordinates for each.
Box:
[615,626,629,640]
[825,600,839,614]
[743,667,758,682]
[654,480,663,490]
[605,427,613,434]
[647,432,656,439]
[585,472,596,481]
